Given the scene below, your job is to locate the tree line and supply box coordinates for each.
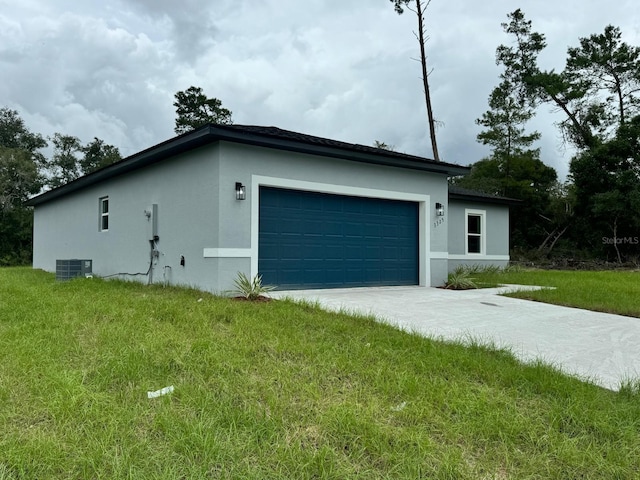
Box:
[0,87,232,265]
[453,9,640,263]
[0,108,123,265]
[3,6,639,266]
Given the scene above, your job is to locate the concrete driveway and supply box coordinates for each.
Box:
[272,286,640,391]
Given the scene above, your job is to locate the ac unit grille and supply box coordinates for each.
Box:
[56,259,93,281]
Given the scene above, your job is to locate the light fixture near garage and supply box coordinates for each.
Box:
[235,182,246,200]
[435,202,445,216]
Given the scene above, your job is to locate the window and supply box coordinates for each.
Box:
[99,196,109,231]
[465,209,485,255]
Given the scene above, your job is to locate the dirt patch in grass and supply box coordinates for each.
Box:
[232,295,273,302]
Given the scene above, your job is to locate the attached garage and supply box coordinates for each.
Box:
[258,186,419,289]
[27,124,481,293]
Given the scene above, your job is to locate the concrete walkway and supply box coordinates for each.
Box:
[272,286,640,390]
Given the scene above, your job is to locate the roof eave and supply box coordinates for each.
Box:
[25,127,216,206]
[26,125,470,206]
[448,192,521,205]
[209,127,469,176]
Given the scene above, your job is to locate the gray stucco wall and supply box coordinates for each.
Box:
[33,144,223,291]
[447,199,510,272]
[32,141,451,293]
[216,142,448,289]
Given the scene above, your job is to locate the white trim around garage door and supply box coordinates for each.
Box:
[250,175,432,287]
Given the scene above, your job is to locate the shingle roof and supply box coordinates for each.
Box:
[221,125,436,160]
[26,124,470,206]
[448,185,520,205]
[215,124,469,173]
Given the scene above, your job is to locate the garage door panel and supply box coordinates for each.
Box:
[259,187,418,289]
[364,245,382,257]
[303,219,324,234]
[343,222,364,236]
[259,244,279,260]
[323,221,343,236]
[344,244,366,259]
[325,245,343,259]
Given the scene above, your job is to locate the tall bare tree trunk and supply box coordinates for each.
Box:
[415,0,440,161]
[612,217,623,264]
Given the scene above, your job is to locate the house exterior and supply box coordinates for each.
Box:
[447,185,513,271]
[26,125,512,292]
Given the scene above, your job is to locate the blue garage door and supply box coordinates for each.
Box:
[259,187,419,289]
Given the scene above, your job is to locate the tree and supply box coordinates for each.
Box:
[505,153,558,249]
[453,154,557,249]
[0,107,122,264]
[0,107,47,165]
[373,140,395,150]
[569,115,640,262]
[476,79,541,184]
[0,109,45,209]
[450,158,503,195]
[0,147,42,212]
[497,10,596,149]
[173,86,233,135]
[0,203,34,266]
[48,133,82,188]
[0,108,46,265]
[497,11,640,151]
[391,0,440,161]
[454,54,557,250]
[45,134,121,188]
[80,137,122,174]
[495,11,640,260]
[566,26,640,130]
[537,181,574,255]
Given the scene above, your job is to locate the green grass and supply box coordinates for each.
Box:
[473,268,640,318]
[1,267,640,478]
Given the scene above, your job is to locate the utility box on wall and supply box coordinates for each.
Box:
[145,204,159,241]
[56,259,93,281]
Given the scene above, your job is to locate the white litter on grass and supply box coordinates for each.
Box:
[147,385,174,399]
[197,298,203,302]
[390,401,407,412]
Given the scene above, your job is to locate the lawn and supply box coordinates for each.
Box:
[1,267,640,479]
[472,268,640,318]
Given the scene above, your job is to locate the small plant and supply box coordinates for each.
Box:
[444,266,478,290]
[461,263,483,275]
[232,272,276,300]
[463,264,504,275]
[504,263,524,273]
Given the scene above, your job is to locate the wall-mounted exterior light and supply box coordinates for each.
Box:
[235,182,246,201]
[435,202,445,217]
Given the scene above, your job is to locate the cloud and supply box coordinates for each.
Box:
[0,7,176,154]
[117,0,221,62]
[2,0,640,180]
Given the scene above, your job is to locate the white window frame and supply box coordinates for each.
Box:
[465,209,486,255]
[99,196,109,232]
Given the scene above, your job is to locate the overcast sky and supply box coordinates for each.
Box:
[2,1,639,179]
